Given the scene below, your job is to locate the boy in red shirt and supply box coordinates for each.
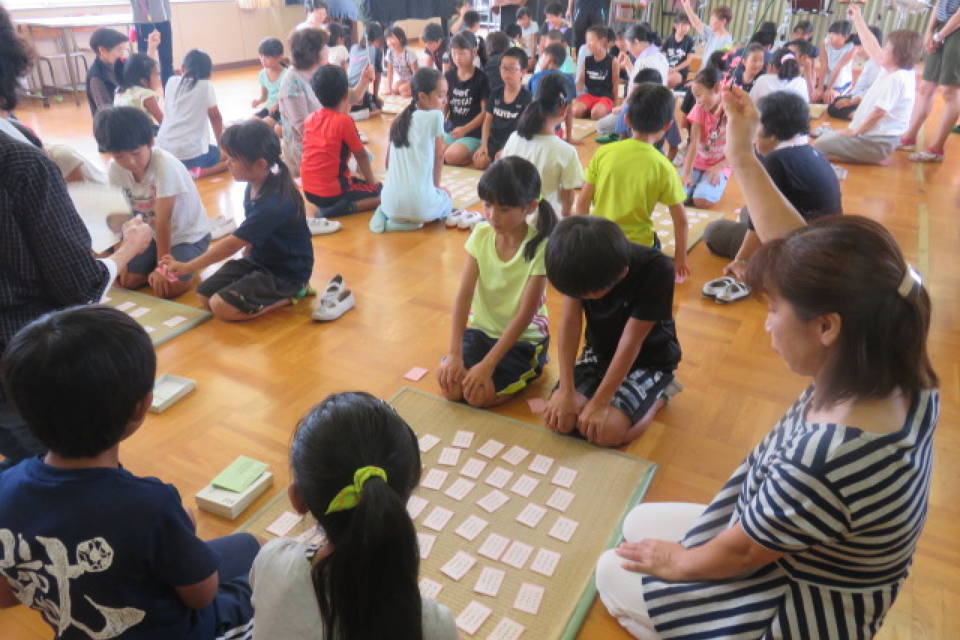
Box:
[300,65,381,217]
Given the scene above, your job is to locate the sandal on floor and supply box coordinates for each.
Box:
[715,281,751,304]
[702,276,736,300]
[908,150,944,163]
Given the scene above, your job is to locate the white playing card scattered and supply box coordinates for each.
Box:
[477,532,511,561]
[501,540,534,569]
[485,617,526,640]
[528,454,555,475]
[501,445,530,466]
[441,550,477,581]
[438,447,462,466]
[456,601,493,636]
[545,488,575,512]
[452,430,476,448]
[461,457,488,479]
[163,315,186,328]
[265,511,304,537]
[129,306,150,318]
[417,532,436,559]
[421,468,448,490]
[530,548,561,577]
[477,439,506,459]
[476,489,510,513]
[469,566,504,599]
[484,467,514,489]
[115,301,136,312]
[419,577,443,599]
[422,506,454,532]
[551,466,578,488]
[548,516,579,542]
[509,474,539,498]
[513,582,545,615]
[406,495,429,519]
[444,477,476,501]
[143,326,155,333]
[418,434,441,453]
[455,514,489,541]
[515,502,547,528]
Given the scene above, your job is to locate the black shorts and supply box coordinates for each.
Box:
[462,328,548,395]
[570,347,674,424]
[304,178,382,210]
[254,107,281,123]
[197,258,303,315]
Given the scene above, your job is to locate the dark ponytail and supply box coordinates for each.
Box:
[517,71,569,139]
[291,392,424,640]
[221,119,305,219]
[390,67,442,148]
[477,157,557,261]
[772,47,800,80]
[178,49,212,95]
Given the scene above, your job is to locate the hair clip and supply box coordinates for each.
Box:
[897,264,921,298]
[270,162,280,175]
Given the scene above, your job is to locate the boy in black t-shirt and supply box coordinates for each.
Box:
[573,24,619,120]
[544,216,682,447]
[664,14,695,88]
[475,47,532,169]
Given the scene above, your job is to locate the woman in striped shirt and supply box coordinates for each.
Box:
[595,86,940,640]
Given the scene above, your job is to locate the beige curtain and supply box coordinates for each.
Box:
[238,0,272,10]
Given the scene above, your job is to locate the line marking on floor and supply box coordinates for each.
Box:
[917,203,930,277]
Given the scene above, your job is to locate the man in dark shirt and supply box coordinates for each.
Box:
[567,0,610,49]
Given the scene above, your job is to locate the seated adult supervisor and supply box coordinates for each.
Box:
[595,85,939,639]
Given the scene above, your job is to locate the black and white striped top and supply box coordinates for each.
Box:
[643,387,939,639]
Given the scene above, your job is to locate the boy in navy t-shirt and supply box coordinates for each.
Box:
[0,306,259,639]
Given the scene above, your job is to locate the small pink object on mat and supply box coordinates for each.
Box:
[404,366,429,381]
[527,397,547,413]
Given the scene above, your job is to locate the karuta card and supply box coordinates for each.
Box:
[477,532,510,561]
[129,306,150,318]
[422,506,454,532]
[485,617,525,640]
[438,446,462,467]
[456,601,493,636]
[477,439,506,459]
[452,430,476,448]
[417,532,436,559]
[476,489,510,513]
[115,301,136,312]
[545,488,575,512]
[501,445,530,466]
[552,466,578,488]
[509,474,539,498]
[513,582,545,615]
[455,514,489,541]
[163,315,186,328]
[515,502,547,528]
[461,457,488,479]
[419,577,443,600]
[407,495,429,519]
[548,516,579,542]
[528,454,555,475]
[530,548,561,577]
[484,467,514,489]
[421,468,448,491]
[473,566,506,597]
[418,434,441,453]
[444,477,476,501]
[403,366,429,381]
[265,511,304,537]
[501,540,534,569]
[441,550,477,581]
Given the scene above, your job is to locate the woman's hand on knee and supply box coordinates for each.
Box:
[615,539,688,581]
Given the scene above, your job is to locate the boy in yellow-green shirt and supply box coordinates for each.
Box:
[575,84,690,281]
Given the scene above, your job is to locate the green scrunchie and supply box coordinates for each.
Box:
[324,466,388,515]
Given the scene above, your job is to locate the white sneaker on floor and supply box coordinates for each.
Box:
[308,217,342,235]
[350,108,370,122]
[209,213,237,240]
[458,211,484,230]
[312,287,355,321]
[446,209,465,228]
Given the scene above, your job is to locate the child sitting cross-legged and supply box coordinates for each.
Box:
[160,119,317,322]
[438,157,558,408]
[0,306,260,638]
[576,83,690,280]
[249,392,458,639]
[573,25,620,120]
[473,47,531,170]
[544,216,682,446]
[94,106,211,299]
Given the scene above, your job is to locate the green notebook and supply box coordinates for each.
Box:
[211,456,268,493]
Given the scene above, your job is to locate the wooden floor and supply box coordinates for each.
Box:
[4,67,958,639]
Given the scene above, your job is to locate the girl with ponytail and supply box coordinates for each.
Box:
[438,157,557,408]
[372,67,453,232]
[749,47,810,103]
[250,392,458,640]
[160,119,317,322]
[502,71,584,216]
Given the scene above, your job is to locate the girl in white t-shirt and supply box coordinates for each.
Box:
[373,68,452,232]
[249,392,459,640]
[501,71,584,216]
[156,49,227,178]
[326,22,350,71]
[384,26,418,96]
[114,53,163,126]
[749,48,810,104]
[816,20,855,102]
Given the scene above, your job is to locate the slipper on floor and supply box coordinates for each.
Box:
[308,217,342,235]
[715,281,751,304]
[702,276,736,300]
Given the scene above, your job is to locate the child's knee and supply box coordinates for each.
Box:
[591,104,609,120]
[155,279,191,300]
[444,145,470,166]
[118,272,146,289]
[209,295,246,322]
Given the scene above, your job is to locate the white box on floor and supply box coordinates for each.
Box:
[149,374,196,414]
[195,471,274,520]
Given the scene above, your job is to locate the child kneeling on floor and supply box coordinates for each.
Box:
[438,157,557,408]
[0,306,259,638]
[161,119,316,322]
[544,216,682,446]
